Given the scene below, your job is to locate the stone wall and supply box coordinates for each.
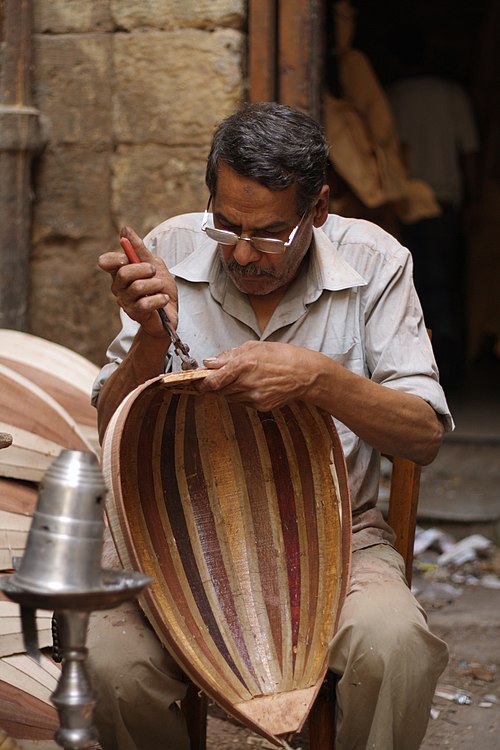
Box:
[29,0,245,365]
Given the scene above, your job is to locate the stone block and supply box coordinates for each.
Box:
[111,0,244,30]
[111,143,209,237]
[33,147,113,242]
[34,0,114,33]
[113,28,243,145]
[33,34,113,146]
[29,242,120,367]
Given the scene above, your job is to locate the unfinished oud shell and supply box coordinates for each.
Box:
[102,370,351,744]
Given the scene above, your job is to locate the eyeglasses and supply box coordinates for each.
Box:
[201,197,307,255]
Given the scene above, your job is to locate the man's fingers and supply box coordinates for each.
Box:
[120,225,154,263]
[98,251,129,273]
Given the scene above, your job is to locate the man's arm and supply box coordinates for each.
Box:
[96,328,170,442]
[198,341,444,466]
[95,227,178,442]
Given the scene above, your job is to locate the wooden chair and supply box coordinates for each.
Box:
[181,454,422,750]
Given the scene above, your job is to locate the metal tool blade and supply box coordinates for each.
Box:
[20,605,41,663]
[157,309,198,370]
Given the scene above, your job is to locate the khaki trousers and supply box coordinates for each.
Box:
[86,544,448,750]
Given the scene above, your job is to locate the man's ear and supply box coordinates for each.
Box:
[312,185,330,226]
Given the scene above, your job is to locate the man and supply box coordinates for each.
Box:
[90,102,452,750]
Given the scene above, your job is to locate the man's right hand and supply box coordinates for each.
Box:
[98,226,179,339]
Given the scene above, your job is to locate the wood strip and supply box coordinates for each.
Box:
[286,404,339,685]
[0,601,52,658]
[130,391,244,699]
[0,652,59,738]
[248,0,277,102]
[277,405,318,681]
[0,421,72,483]
[203,397,279,694]
[159,394,250,691]
[0,654,59,703]
[0,358,99,455]
[0,511,31,531]
[0,357,97,429]
[0,682,58,738]
[258,411,302,673]
[0,330,98,395]
[180,396,260,691]
[125,389,251,703]
[245,407,293,688]
[0,365,93,454]
[0,479,37,517]
[229,404,284,676]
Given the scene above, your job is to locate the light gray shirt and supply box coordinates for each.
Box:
[93,212,453,550]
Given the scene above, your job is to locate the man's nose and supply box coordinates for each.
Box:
[232,237,262,265]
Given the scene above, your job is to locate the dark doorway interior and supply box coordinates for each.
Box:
[325,0,500,392]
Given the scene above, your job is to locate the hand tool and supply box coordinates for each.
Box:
[119,236,198,371]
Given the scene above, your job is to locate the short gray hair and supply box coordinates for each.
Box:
[205,102,329,213]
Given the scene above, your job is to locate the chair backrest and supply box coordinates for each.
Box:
[181,452,423,750]
[386,456,422,586]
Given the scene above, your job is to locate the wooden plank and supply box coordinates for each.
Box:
[0,654,59,739]
[278,0,310,111]
[248,0,277,102]
[0,365,93,453]
[0,422,76,483]
[0,602,52,658]
[277,0,324,117]
[0,478,38,517]
[0,330,98,395]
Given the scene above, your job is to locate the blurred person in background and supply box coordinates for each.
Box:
[387,24,480,389]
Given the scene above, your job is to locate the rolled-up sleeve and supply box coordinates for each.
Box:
[364,244,454,432]
[91,311,141,407]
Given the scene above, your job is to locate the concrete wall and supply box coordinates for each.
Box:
[29,0,245,365]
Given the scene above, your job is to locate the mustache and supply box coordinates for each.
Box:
[226,260,277,278]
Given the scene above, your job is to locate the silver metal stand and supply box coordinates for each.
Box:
[0,449,150,749]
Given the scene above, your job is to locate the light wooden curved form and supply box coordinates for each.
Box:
[0,329,98,395]
[0,653,59,739]
[102,370,351,744]
[0,479,53,656]
[0,329,99,454]
[0,364,96,482]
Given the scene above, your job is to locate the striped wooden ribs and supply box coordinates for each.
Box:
[103,370,351,744]
[0,330,100,740]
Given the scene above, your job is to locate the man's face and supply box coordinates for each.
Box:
[212,162,318,297]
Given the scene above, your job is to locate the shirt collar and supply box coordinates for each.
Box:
[309,225,367,293]
[170,233,219,283]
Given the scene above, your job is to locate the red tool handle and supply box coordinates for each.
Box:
[118,234,198,370]
[120,236,141,264]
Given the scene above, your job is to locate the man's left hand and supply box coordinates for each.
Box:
[198,341,314,411]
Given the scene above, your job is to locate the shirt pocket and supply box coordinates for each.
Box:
[321,336,365,376]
